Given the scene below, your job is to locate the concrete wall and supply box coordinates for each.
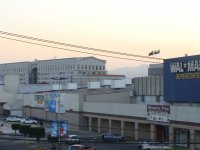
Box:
[86,91,131,103]
[171,105,200,123]
[134,76,163,96]
[10,110,22,117]
[65,93,80,111]
[83,102,146,118]
[124,121,135,137]
[21,89,200,125]
[0,76,19,105]
[4,75,19,93]
[65,111,80,130]
[83,102,200,124]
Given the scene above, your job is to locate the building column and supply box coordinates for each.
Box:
[109,119,112,133]
[89,117,92,132]
[190,129,195,150]
[150,124,155,142]
[169,126,174,147]
[121,121,124,137]
[46,111,47,121]
[98,118,101,133]
[135,122,139,141]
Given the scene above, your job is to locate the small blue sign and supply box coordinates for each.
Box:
[60,121,68,137]
[51,121,58,137]
[48,93,59,112]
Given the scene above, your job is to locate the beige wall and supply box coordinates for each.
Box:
[83,102,146,118]
[86,91,131,103]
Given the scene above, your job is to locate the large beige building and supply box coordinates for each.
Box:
[1,56,200,150]
[0,57,120,87]
[19,74,200,150]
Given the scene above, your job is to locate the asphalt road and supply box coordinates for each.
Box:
[0,120,139,150]
[0,139,138,150]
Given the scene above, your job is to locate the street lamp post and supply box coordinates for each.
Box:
[51,76,68,150]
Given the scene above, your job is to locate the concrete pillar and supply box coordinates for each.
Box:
[46,111,47,121]
[150,124,155,142]
[169,126,174,147]
[109,119,111,133]
[98,118,101,133]
[190,129,195,150]
[121,121,124,137]
[135,122,139,141]
[89,117,92,132]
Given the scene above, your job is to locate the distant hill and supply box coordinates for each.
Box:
[108,64,149,78]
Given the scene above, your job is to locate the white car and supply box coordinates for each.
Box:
[0,121,4,126]
[141,143,172,150]
[20,119,38,124]
[67,144,96,150]
[65,135,80,144]
[6,116,21,122]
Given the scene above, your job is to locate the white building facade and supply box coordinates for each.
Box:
[0,57,109,87]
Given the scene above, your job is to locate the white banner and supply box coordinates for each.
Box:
[147,105,170,124]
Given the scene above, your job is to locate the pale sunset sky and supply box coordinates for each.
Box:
[1,0,200,70]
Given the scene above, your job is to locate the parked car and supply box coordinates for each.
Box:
[0,121,4,127]
[101,133,125,142]
[6,116,22,122]
[65,135,80,145]
[67,144,96,150]
[137,139,151,149]
[141,142,172,150]
[20,118,38,124]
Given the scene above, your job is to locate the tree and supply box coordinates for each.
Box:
[29,127,45,143]
[11,123,21,135]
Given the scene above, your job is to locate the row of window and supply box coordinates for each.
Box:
[0,66,27,73]
[0,64,105,73]
[38,64,105,71]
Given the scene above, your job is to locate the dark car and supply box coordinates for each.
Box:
[101,133,125,142]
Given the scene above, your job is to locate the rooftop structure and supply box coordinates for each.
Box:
[0,57,124,87]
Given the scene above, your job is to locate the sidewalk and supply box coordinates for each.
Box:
[0,122,17,134]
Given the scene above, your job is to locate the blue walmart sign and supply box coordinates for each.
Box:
[164,55,200,102]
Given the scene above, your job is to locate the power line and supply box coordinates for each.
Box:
[0,35,161,63]
[0,30,163,61]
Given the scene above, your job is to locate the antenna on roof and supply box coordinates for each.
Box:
[53,50,57,59]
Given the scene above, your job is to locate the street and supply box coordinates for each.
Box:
[0,120,139,150]
[0,138,138,150]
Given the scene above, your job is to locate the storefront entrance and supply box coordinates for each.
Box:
[155,125,169,142]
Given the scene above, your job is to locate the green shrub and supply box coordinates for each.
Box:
[11,123,21,134]
[29,127,45,138]
[19,124,31,136]
[47,134,58,143]
[29,127,45,143]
